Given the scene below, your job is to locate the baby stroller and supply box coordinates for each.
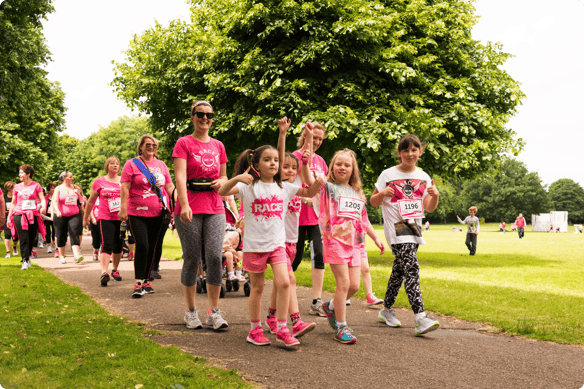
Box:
[195,202,251,297]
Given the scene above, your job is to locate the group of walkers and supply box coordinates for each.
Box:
[1,100,444,348]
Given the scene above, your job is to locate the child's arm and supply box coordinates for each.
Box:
[370,186,395,208]
[277,117,291,176]
[218,168,253,196]
[456,215,466,224]
[299,122,314,185]
[366,224,385,255]
[423,179,439,213]
[475,219,480,234]
[297,175,325,198]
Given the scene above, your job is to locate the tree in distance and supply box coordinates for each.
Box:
[548,178,584,224]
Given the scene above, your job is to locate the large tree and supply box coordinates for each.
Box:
[0,0,66,182]
[548,179,584,224]
[112,0,525,182]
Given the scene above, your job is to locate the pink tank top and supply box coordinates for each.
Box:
[58,191,80,217]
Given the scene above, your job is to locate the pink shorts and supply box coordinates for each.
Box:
[323,247,363,267]
[243,246,288,273]
[285,242,296,272]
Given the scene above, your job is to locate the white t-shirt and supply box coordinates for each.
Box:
[284,177,302,243]
[374,166,431,245]
[236,181,299,252]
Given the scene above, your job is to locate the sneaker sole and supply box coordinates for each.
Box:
[75,256,84,264]
[415,323,440,336]
[309,309,326,317]
[246,336,271,346]
[293,322,316,338]
[101,275,110,286]
[277,337,300,348]
[184,318,203,329]
[334,335,357,344]
[211,322,229,331]
[367,300,384,306]
[132,292,144,299]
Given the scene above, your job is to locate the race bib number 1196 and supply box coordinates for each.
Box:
[397,199,424,219]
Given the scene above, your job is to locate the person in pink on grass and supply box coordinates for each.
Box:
[6,165,46,270]
[219,145,324,348]
[84,157,124,287]
[3,181,19,258]
[264,117,317,340]
[119,135,174,299]
[52,171,84,264]
[515,213,526,239]
[302,140,385,344]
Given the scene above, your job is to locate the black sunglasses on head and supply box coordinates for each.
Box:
[193,111,214,119]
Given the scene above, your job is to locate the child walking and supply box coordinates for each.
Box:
[302,126,385,344]
[370,134,441,336]
[218,145,324,347]
[457,207,479,255]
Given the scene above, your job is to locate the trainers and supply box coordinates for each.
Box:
[276,327,300,348]
[309,298,326,317]
[142,282,154,294]
[184,309,203,329]
[149,270,161,280]
[378,308,401,327]
[128,253,134,261]
[346,299,351,306]
[266,315,277,334]
[100,272,110,286]
[12,249,18,256]
[38,241,44,248]
[335,325,357,344]
[246,326,271,346]
[132,282,144,298]
[47,246,52,253]
[74,255,84,264]
[54,250,59,258]
[21,260,29,270]
[237,274,246,282]
[227,273,236,281]
[206,308,228,330]
[111,270,122,281]
[92,253,98,261]
[323,300,337,331]
[32,250,38,258]
[367,293,384,305]
[4,254,10,259]
[292,319,316,338]
[59,256,66,264]
[415,314,440,336]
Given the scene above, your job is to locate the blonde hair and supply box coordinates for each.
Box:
[296,122,327,149]
[469,206,478,213]
[104,157,120,174]
[326,149,365,200]
[137,134,158,157]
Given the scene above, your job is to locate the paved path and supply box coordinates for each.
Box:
[31,238,584,389]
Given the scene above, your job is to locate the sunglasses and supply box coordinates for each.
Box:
[193,111,214,119]
[145,143,158,149]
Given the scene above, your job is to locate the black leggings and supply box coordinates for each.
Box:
[384,243,425,314]
[90,223,101,250]
[14,214,38,263]
[465,233,477,255]
[128,215,165,280]
[53,214,81,247]
[99,219,123,255]
[292,224,324,271]
[44,219,55,244]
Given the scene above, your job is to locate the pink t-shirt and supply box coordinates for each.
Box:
[13,182,43,216]
[515,217,526,228]
[121,158,172,217]
[91,176,121,221]
[172,135,227,215]
[285,177,302,243]
[292,151,328,226]
[313,181,371,260]
[57,191,80,217]
[93,198,100,220]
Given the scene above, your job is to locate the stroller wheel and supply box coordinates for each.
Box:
[225,279,232,292]
[244,281,251,297]
[196,277,202,294]
[220,283,226,298]
[232,280,240,292]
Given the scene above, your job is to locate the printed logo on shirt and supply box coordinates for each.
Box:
[386,179,426,202]
[251,195,284,220]
[288,196,301,213]
[193,149,220,173]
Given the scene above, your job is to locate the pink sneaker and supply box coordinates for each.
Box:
[292,319,316,338]
[266,316,277,334]
[276,327,300,347]
[366,293,383,305]
[54,249,60,258]
[246,326,271,346]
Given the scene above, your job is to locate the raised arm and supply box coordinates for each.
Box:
[277,117,291,176]
[218,168,253,197]
[423,180,439,213]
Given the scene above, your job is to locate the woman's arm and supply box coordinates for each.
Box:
[173,157,192,224]
[118,182,131,221]
[83,190,99,226]
[210,163,228,190]
[0,196,5,227]
[52,186,61,217]
[38,190,46,215]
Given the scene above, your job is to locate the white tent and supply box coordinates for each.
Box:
[532,211,568,232]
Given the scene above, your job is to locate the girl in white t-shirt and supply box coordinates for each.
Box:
[370,134,441,336]
[219,144,324,348]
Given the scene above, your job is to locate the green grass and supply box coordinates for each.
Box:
[289,223,584,345]
[0,254,252,388]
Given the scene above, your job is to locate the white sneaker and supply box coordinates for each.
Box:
[4,253,10,259]
[415,314,440,336]
[237,274,246,282]
[12,249,18,256]
[309,298,326,317]
[378,308,401,327]
[227,274,236,281]
[47,246,52,253]
[38,242,44,248]
[206,308,228,330]
[21,260,29,270]
[345,299,351,306]
[59,256,66,264]
[184,309,203,329]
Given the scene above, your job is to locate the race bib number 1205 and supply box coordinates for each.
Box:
[337,196,365,220]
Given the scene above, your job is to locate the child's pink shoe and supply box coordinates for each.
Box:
[266,316,277,334]
[292,319,316,338]
[276,327,300,348]
[246,326,271,346]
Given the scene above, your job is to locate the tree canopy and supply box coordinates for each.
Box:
[0,0,66,183]
[548,178,584,224]
[112,0,525,183]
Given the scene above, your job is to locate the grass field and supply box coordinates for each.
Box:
[163,223,584,345]
[0,253,251,388]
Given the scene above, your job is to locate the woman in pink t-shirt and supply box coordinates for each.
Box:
[6,164,46,270]
[119,135,174,299]
[52,171,84,264]
[515,213,526,239]
[173,100,229,330]
[84,157,123,287]
[291,122,328,316]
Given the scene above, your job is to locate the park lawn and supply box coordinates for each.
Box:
[0,253,252,388]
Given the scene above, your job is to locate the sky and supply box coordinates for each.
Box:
[41,0,584,188]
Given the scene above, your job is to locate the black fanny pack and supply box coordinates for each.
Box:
[187,178,214,192]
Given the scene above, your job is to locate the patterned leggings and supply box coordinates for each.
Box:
[384,243,424,314]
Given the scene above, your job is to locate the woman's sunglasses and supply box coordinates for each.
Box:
[193,111,214,119]
[145,143,158,149]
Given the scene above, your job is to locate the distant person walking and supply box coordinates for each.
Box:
[515,213,526,239]
[457,206,479,255]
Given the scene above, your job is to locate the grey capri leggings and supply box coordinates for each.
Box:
[174,213,225,287]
